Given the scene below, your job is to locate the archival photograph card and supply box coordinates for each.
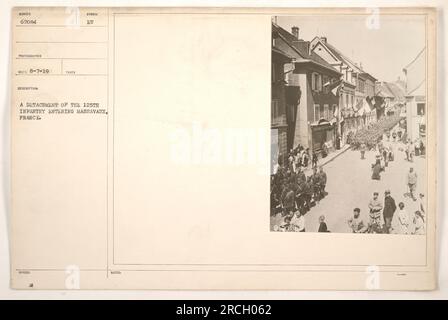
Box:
[10,7,437,290]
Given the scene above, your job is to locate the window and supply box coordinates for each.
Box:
[332,104,338,118]
[324,104,329,120]
[359,80,365,93]
[312,73,322,91]
[346,94,349,108]
[314,104,320,122]
[323,75,329,93]
[417,103,425,116]
[351,95,354,108]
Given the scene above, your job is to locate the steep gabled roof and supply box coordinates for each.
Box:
[312,37,377,82]
[272,24,341,75]
[272,46,294,62]
[319,39,363,73]
[376,81,406,101]
[385,82,406,100]
[376,82,394,98]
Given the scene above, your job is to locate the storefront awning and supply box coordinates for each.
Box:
[310,119,335,131]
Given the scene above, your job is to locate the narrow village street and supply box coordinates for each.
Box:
[271,140,426,233]
[270,18,427,235]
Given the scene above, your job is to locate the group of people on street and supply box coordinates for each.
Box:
[370,135,395,181]
[404,138,425,162]
[271,121,425,235]
[271,144,330,232]
[347,190,425,234]
[273,145,326,178]
[271,165,328,216]
[349,125,425,234]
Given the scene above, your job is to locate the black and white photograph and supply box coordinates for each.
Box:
[2,3,443,294]
[270,14,427,234]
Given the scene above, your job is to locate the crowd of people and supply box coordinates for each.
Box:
[347,191,426,234]
[271,144,329,232]
[348,114,401,149]
[403,138,426,162]
[369,139,395,181]
[353,124,425,234]
[272,145,323,175]
[271,118,426,234]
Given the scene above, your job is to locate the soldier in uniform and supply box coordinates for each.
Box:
[318,166,327,198]
[311,168,321,203]
[302,176,312,212]
[281,183,296,217]
[296,166,306,184]
[360,142,367,160]
[368,192,384,233]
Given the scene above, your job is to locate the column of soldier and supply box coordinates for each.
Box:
[271,146,327,224]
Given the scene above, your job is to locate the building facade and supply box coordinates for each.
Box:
[271,43,292,169]
[376,81,406,116]
[310,37,378,145]
[273,24,342,154]
[403,48,426,141]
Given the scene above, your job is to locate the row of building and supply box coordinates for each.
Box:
[271,21,422,169]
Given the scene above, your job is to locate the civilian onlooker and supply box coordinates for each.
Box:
[418,193,426,217]
[318,215,330,232]
[412,210,425,235]
[368,192,383,232]
[290,211,306,232]
[406,167,418,201]
[392,202,410,234]
[382,190,397,234]
[279,216,292,232]
[360,143,366,160]
[348,208,368,233]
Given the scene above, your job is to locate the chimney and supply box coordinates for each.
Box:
[321,37,327,43]
[291,26,299,39]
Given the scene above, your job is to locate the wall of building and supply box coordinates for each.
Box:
[271,51,289,161]
[313,42,338,63]
[365,78,375,97]
[293,71,311,149]
[406,96,425,141]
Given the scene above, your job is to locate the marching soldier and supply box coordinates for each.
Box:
[311,168,321,203]
[318,166,327,198]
